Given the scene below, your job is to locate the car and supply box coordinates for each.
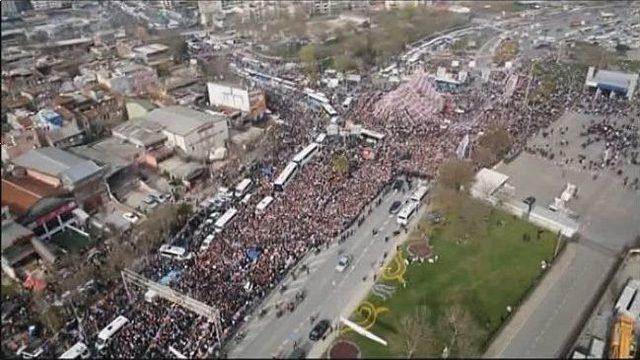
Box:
[122,212,139,224]
[309,319,331,341]
[142,195,157,205]
[152,193,171,203]
[389,200,402,214]
[393,179,404,191]
[335,255,352,272]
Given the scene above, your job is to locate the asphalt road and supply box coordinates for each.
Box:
[227,184,423,358]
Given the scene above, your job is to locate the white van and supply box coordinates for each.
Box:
[234,178,253,198]
[59,342,90,359]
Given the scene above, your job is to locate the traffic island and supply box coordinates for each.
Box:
[329,340,361,359]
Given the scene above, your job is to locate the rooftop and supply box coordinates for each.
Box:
[592,69,639,90]
[147,106,227,137]
[133,43,169,56]
[1,176,66,217]
[12,147,102,186]
[112,119,167,148]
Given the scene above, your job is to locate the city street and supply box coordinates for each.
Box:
[227,184,423,358]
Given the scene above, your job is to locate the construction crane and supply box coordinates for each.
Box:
[609,313,636,359]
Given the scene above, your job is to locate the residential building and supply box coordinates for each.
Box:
[30,0,68,11]
[307,0,371,15]
[146,106,229,160]
[1,128,41,162]
[132,43,173,67]
[11,147,107,211]
[112,120,167,149]
[1,175,83,241]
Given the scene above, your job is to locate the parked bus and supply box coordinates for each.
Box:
[273,162,299,191]
[158,245,191,261]
[322,103,338,117]
[255,195,274,215]
[410,185,430,203]
[215,208,238,233]
[96,316,129,351]
[234,178,253,198]
[397,201,419,226]
[292,143,319,166]
[360,128,386,143]
[60,342,90,359]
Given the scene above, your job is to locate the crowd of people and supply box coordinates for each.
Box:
[39,53,638,358]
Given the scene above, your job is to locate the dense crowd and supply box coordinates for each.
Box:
[40,55,638,358]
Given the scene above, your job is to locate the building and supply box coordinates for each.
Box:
[112,120,167,149]
[132,43,172,67]
[30,0,68,11]
[584,67,639,100]
[1,128,41,162]
[207,82,267,120]
[146,106,229,160]
[1,175,84,241]
[308,0,371,15]
[96,63,159,96]
[11,147,106,211]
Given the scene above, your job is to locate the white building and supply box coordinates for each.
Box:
[146,106,229,160]
[132,43,172,66]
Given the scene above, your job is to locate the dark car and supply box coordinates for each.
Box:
[309,319,331,341]
[389,200,402,214]
[393,179,404,190]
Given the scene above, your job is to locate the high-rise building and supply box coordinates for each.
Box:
[2,0,19,17]
[307,0,371,15]
[30,0,66,11]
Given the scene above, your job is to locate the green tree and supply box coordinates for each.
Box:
[333,54,357,72]
[299,44,318,75]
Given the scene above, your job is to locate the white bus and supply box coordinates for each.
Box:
[273,162,299,191]
[292,143,319,166]
[168,346,187,359]
[322,103,338,117]
[60,342,90,359]
[361,129,386,143]
[342,97,353,110]
[95,316,129,351]
[397,201,419,226]
[215,208,238,233]
[158,245,191,261]
[410,185,430,203]
[234,178,253,198]
[255,195,274,215]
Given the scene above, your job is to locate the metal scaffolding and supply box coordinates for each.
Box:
[121,269,223,350]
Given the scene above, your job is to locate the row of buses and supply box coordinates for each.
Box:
[396,184,430,226]
[59,315,130,358]
[273,142,320,191]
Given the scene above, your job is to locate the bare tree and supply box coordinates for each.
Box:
[390,306,434,358]
[438,159,475,192]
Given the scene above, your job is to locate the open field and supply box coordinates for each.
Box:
[341,201,558,357]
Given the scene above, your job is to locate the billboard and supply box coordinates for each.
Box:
[207,82,250,112]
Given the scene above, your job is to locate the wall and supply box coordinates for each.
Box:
[207,83,251,112]
[25,169,61,188]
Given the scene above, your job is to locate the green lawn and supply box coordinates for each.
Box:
[342,203,558,358]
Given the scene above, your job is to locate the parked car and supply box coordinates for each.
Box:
[122,212,140,224]
[309,319,331,341]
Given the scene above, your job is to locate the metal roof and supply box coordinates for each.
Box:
[592,70,638,90]
[12,147,101,186]
[147,106,226,137]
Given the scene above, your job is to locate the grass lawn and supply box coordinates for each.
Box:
[341,202,558,358]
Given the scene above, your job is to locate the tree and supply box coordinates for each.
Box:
[442,305,483,356]
[333,54,357,72]
[479,128,512,158]
[298,44,318,75]
[438,159,474,192]
[332,153,349,175]
[390,306,434,358]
